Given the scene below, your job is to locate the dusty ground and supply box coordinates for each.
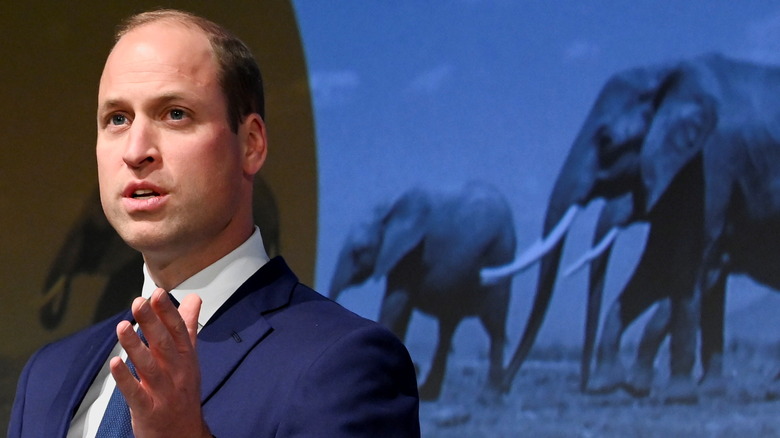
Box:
[419,342,780,437]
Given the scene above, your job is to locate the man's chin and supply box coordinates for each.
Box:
[117,227,171,253]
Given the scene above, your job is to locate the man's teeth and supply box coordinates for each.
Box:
[132,189,158,199]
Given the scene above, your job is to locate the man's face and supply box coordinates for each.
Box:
[96,21,251,263]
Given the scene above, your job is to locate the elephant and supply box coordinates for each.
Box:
[481,60,681,394]
[482,53,780,402]
[638,54,780,401]
[39,177,280,329]
[328,181,516,401]
[579,162,727,400]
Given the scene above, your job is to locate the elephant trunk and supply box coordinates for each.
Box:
[500,241,566,391]
[575,193,635,390]
[328,269,348,301]
[39,276,72,330]
[38,223,89,330]
[499,129,600,392]
[328,250,357,301]
[579,213,620,391]
[499,199,586,391]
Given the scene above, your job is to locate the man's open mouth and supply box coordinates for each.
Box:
[131,189,160,200]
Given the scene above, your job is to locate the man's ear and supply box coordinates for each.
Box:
[239,113,267,176]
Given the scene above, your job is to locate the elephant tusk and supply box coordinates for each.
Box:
[481,205,580,285]
[562,227,620,277]
[38,276,68,308]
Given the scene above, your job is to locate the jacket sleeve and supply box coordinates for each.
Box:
[276,323,420,437]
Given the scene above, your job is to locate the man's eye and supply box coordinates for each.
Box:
[110,114,128,126]
[169,109,187,120]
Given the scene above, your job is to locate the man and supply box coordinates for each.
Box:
[9,9,420,437]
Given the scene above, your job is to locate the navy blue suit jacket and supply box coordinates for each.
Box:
[9,257,420,437]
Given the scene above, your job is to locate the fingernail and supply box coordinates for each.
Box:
[118,321,134,336]
[137,297,151,316]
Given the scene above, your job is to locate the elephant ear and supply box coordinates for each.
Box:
[640,76,717,212]
[373,189,431,280]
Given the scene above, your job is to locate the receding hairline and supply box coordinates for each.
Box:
[114,9,231,43]
[108,11,223,75]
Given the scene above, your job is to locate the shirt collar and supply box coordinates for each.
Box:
[141,227,270,330]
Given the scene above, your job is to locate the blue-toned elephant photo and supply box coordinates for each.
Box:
[579,164,720,401]
[39,178,280,329]
[483,53,780,403]
[329,181,516,400]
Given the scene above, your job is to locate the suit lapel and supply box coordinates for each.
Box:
[50,310,130,437]
[197,257,298,403]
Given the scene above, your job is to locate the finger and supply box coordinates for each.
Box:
[111,331,152,412]
[132,295,171,348]
[178,294,202,346]
[109,356,133,385]
[116,318,147,366]
[149,288,196,352]
[129,296,176,384]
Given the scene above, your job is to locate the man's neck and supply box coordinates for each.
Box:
[141,227,270,328]
[144,227,256,291]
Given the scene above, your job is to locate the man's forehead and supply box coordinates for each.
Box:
[100,21,217,90]
[108,21,213,68]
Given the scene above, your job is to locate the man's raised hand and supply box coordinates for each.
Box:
[110,288,212,438]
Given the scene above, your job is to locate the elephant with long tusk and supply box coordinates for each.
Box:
[545,154,724,401]
[329,181,516,401]
[577,163,718,399]
[481,61,675,394]
[485,53,780,403]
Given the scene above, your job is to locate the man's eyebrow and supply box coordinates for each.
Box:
[97,99,126,114]
[98,93,193,113]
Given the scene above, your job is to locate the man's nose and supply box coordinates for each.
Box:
[123,119,160,168]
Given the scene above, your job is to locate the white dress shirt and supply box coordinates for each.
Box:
[67,228,269,437]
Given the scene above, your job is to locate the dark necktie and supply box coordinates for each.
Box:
[94,328,146,438]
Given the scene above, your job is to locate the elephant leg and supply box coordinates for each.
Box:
[378,290,413,341]
[588,265,661,394]
[629,284,726,401]
[419,318,458,401]
[478,295,508,394]
[699,273,727,396]
[581,238,612,392]
[664,286,701,404]
[625,299,671,397]
[663,233,725,405]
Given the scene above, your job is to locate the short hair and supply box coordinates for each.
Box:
[115,9,265,132]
